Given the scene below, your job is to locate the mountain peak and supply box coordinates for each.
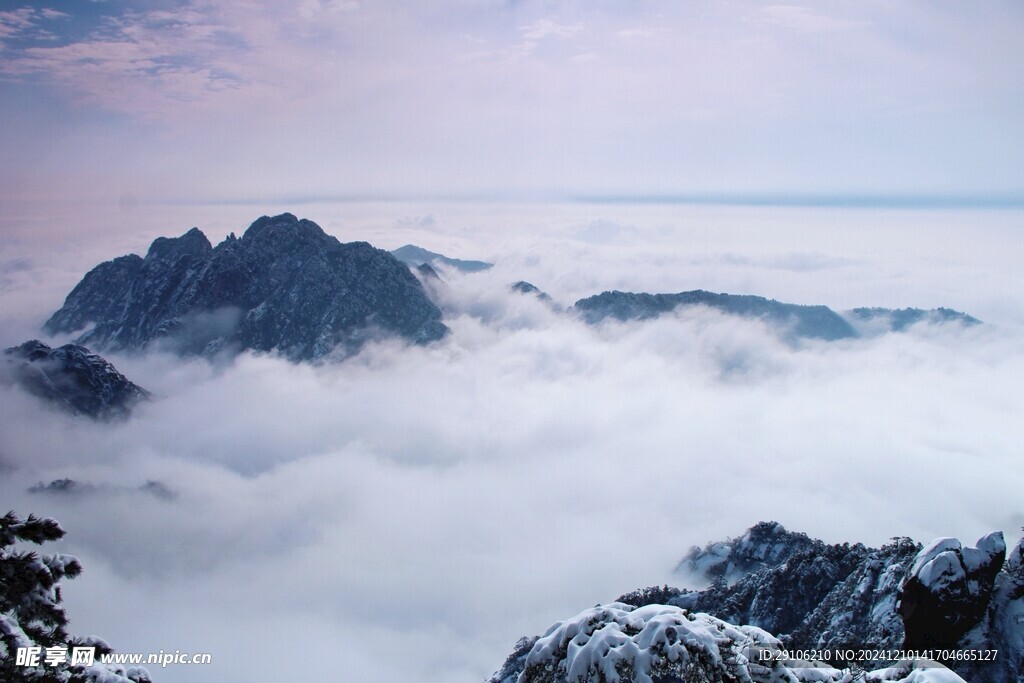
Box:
[240,213,334,248]
[391,244,493,273]
[146,226,212,260]
[3,340,148,419]
[45,215,447,361]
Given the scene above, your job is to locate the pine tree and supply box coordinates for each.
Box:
[0,511,150,682]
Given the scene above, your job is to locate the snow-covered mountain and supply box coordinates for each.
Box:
[899,532,1023,682]
[490,522,1023,683]
[489,601,963,683]
[44,214,448,361]
[491,602,856,683]
[666,522,919,670]
[3,340,148,419]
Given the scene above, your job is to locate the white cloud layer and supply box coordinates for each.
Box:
[1,203,1022,682]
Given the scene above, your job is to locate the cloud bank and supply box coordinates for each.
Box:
[1,204,1022,681]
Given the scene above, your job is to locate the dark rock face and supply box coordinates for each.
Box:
[391,244,493,273]
[44,214,448,361]
[675,520,821,584]
[664,523,921,668]
[785,538,920,660]
[43,254,144,335]
[959,534,1024,682]
[684,543,873,638]
[678,527,1023,681]
[3,340,148,419]
[897,533,1006,651]
[573,290,858,341]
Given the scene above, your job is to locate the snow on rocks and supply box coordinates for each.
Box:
[897,533,1005,651]
[513,602,853,683]
[497,601,973,683]
[863,660,969,683]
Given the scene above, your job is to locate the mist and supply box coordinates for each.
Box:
[1,202,1022,682]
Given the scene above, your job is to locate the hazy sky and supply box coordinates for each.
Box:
[2,0,1024,208]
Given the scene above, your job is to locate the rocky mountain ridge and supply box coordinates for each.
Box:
[490,522,1024,682]
[2,340,147,419]
[847,307,981,332]
[44,214,448,361]
[42,214,982,365]
[572,290,978,341]
[391,243,493,273]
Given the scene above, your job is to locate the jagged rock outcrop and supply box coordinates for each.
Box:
[672,525,1021,678]
[492,523,1023,683]
[573,290,858,340]
[785,537,920,663]
[679,543,875,641]
[43,255,145,335]
[661,524,921,669]
[489,602,846,683]
[957,534,1024,682]
[897,533,1006,653]
[391,244,493,273]
[2,340,148,419]
[489,602,964,683]
[675,521,822,585]
[44,214,448,361]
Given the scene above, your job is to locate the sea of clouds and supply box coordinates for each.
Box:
[1,202,1022,682]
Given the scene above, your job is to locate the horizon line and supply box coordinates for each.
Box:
[153,191,1024,210]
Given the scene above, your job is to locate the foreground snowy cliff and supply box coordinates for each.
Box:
[490,523,1024,683]
[491,601,964,683]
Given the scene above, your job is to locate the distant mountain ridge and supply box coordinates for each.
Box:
[572,290,979,341]
[391,244,493,273]
[574,290,858,340]
[3,340,147,419]
[44,214,448,361]
[43,213,980,362]
[847,307,980,332]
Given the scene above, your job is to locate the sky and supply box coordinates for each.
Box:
[1,0,1023,210]
[1,2,1024,682]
